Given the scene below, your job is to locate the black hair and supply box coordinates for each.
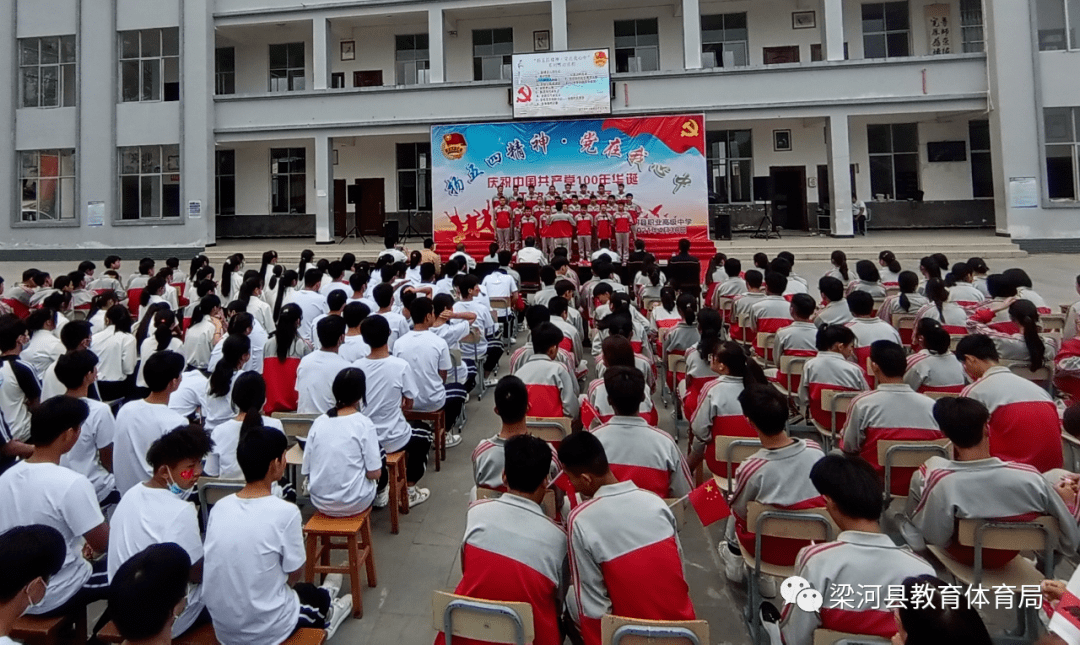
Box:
[104,255,122,269]
[230,372,268,437]
[947,262,973,288]
[146,424,214,471]
[879,250,901,274]
[86,290,118,323]
[189,295,220,327]
[896,575,993,645]
[725,257,742,278]
[368,282,391,310]
[26,308,54,334]
[138,277,165,307]
[810,454,883,520]
[341,302,366,330]
[494,375,529,425]
[326,290,347,313]
[315,315,346,349]
[104,304,132,334]
[933,397,989,449]
[816,324,856,351]
[360,315,391,349]
[592,282,613,298]
[237,425,289,483]
[769,257,791,278]
[55,350,99,391]
[846,290,874,317]
[925,278,948,319]
[30,395,89,446]
[0,524,66,602]
[712,340,769,388]
[819,276,845,303]
[1010,299,1046,371]
[831,250,849,281]
[209,335,250,398]
[706,252,727,283]
[328,368,366,415]
[967,257,989,274]
[539,265,557,287]
[504,434,553,493]
[302,268,322,289]
[135,302,169,348]
[678,238,690,253]
[764,271,787,295]
[409,297,434,326]
[786,293,815,320]
[59,320,93,351]
[659,286,677,313]
[932,253,950,272]
[0,315,27,353]
[870,340,907,378]
[744,270,763,289]
[557,431,609,477]
[189,254,207,279]
[604,366,646,417]
[548,295,569,318]
[919,256,942,280]
[696,307,723,341]
[226,311,253,337]
[855,260,881,283]
[554,279,575,297]
[676,293,697,325]
[531,322,564,356]
[458,274,480,296]
[1064,404,1080,439]
[432,293,456,318]
[739,384,788,436]
[917,319,951,355]
[273,270,299,320]
[498,250,513,266]
[984,274,1017,299]
[525,305,550,331]
[272,303,302,363]
[954,333,999,363]
[897,271,921,312]
[144,351,185,392]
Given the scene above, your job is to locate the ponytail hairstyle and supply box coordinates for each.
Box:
[273,303,303,362]
[600,335,636,368]
[967,257,989,276]
[209,334,251,398]
[1010,299,1046,371]
[273,269,299,321]
[327,368,367,416]
[221,255,241,298]
[233,371,268,436]
[152,308,179,353]
[879,250,901,275]
[696,308,723,352]
[259,250,278,278]
[409,250,422,270]
[140,277,165,306]
[238,278,260,309]
[932,253,950,273]
[136,302,170,346]
[659,286,677,313]
[947,262,973,288]
[855,260,881,283]
[706,252,727,285]
[648,268,662,287]
[916,318,951,356]
[676,293,697,326]
[897,271,920,312]
[106,304,133,334]
[190,294,221,327]
[298,249,315,277]
[830,250,849,281]
[919,256,942,281]
[711,340,769,388]
[925,278,948,319]
[87,290,118,322]
[985,274,1017,299]
[188,254,208,281]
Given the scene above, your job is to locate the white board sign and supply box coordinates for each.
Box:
[512,49,611,119]
[1008,177,1038,209]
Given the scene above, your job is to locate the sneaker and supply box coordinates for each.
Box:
[445,433,463,448]
[760,602,783,645]
[483,377,499,388]
[324,594,353,640]
[758,574,777,599]
[408,486,431,507]
[320,573,344,600]
[373,488,390,509]
[719,541,744,583]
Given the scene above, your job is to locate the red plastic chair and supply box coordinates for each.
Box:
[1,299,30,320]
[263,357,301,415]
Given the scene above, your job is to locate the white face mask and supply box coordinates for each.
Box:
[165,469,194,501]
[24,577,46,613]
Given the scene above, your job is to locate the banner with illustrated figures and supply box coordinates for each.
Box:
[430,114,708,251]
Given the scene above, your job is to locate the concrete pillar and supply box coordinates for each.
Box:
[826,113,855,237]
[79,0,117,237]
[0,2,15,231]
[182,0,214,244]
[682,0,702,70]
[551,0,568,51]
[313,16,330,91]
[428,9,445,83]
[822,0,845,61]
[314,135,334,243]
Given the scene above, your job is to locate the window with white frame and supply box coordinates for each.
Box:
[701,13,748,68]
[862,2,911,59]
[615,19,659,72]
[20,36,76,108]
[396,34,430,85]
[119,28,180,103]
[472,29,513,81]
[707,130,752,203]
[1045,107,1080,201]
[216,47,235,95]
[959,0,985,53]
[119,145,181,220]
[269,43,305,92]
[19,150,75,223]
[270,148,306,213]
[1037,0,1080,51]
[868,123,920,200]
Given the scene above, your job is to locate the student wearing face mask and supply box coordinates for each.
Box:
[107,424,214,637]
[0,524,66,643]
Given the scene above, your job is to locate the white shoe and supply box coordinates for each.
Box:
[444,433,463,448]
[408,486,431,507]
[324,594,353,640]
[373,488,390,509]
[758,574,778,599]
[483,377,499,388]
[320,573,344,599]
[719,542,744,583]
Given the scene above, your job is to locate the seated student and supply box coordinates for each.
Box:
[662,294,701,373]
[593,310,654,386]
[316,262,348,298]
[108,425,212,637]
[729,269,765,341]
[181,296,223,371]
[840,341,942,495]
[307,290,347,336]
[582,336,658,428]
[337,301,371,363]
[515,322,579,419]
[394,297,466,444]
[891,575,993,645]
[968,274,1023,333]
[0,397,110,616]
[449,242,477,272]
[769,293,819,391]
[845,291,902,380]
[769,258,807,297]
[945,262,986,308]
[876,271,928,329]
[914,278,969,337]
[528,267,559,308]
[509,305,580,383]
[777,455,934,645]
[1003,267,1051,313]
[371,283,411,351]
[592,366,691,498]
[114,351,189,494]
[515,236,547,265]
[955,334,1062,472]
[845,260,887,299]
[440,434,567,645]
[908,397,1079,566]
[548,296,584,362]
[205,372,284,480]
[559,432,694,645]
[712,257,747,302]
[202,334,250,432]
[204,426,351,643]
[109,543,194,645]
[0,525,66,642]
[295,316,350,415]
[55,350,117,507]
[814,276,854,329]
[0,315,41,444]
[689,340,769,475]
[749,272,794,359]
[681,310,723,409]
[720,385,826,589]
[455,274,502,387]
[433,260,460,298]
[798,325,870,431]
[23,309,64,380]
[904,319,967,393]
[968,298,1058,371]
[284,269,330,342]
[648,287,681,345]
[482,251,520,323]
[473,376,561,493]
[591,239,620,263]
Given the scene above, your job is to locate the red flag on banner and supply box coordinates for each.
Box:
[687,478,731,527]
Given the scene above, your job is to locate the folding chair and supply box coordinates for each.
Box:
[642,297,661,313]
[271,412,318,442]
[666,353,687,417]
[812,630,888,645]
[755,332,777,367]
[476,487,559,520]
[601,615,709,644]
[1002,361,1053,391]
[1042,314,1067,335]
[461,328,488,399]
[406,409,447,471]
[514,264,541,294]
[526,416,572,444]
[489,296,513,344]
[197,477,246,527]
[767,355,808,407]
[877,439,950,501]
[431,591,534,645]
[871,299,885,317]
[811,390,858,452]
[712,436,763,496]
[892,314,917,348]
[884,286,900,298]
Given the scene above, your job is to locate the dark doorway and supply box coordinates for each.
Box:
[353,71,383,88]
[763,46,800,64]
[769,166,808,231]
[333,179,348,237]
[354,178,385,236]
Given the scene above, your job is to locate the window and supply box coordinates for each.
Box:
[969,120,993,198]
[269,43,305,92]
[959,0,985,53]
[20,36,76,108]
[216,150,235,216]
[397,143,431,211]
[216,47,235,95]
[763,46,800,64]
[1045,107,1080,201]
[119,145,181,220]
[472,29,513,81]
[867,123,920,200]
[862,2,910,59]
[615,19,659,72]
[19,150,75,222]
[810,42,850,60]
[1037,0,1080,50]
[270,148,306,213]
[119,28,180,102]
[396,34,430,85]
[701,13,748,68]
[706,130,752,204]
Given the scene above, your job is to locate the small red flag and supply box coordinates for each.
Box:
[687,477,731,527]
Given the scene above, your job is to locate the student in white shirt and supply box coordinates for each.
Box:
[168,368,210,424]
[22,309,64,380]
[0,316,41,444]
[108,424,213,636]
[238,277,275,334]
[0,524,67,643]
[203,426,352,643]
[108,542,196,644]
[0,396,110,616]
[136,277,169,324]
[55,350,117,507]
[40,321,95,401]
[203,334,251,431]
[86,290,120,334]
[206,372,285,480]
[296,316,351,414]
[371,284,411,351]
[338,301,372,363]
[207,310,266,376]
[113,351,189,494]
[183,296,225,373]
[135,307,184,392]
[455,274,502,388]
[393,297,466,444]
[307,290,348,340]
[91,304,138,402]
[514,237,547,265]
[284,269,330,342]
[449,243,477,272]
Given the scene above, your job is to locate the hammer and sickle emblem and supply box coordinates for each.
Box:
[680,119,700,138]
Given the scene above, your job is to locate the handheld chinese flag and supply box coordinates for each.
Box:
[687,477,731,527]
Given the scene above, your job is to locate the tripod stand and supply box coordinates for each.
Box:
[337,223,368,245]
[751,212,780,240]
[400,210,424,241]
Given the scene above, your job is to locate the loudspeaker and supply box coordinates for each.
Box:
[347,185,360,204]
[753,176,774,202]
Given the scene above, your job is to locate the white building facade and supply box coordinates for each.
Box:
[2,0,1080,258]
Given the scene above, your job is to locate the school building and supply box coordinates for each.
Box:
[2,0,1080,259]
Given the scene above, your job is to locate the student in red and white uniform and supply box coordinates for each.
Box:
[547,296,584,364]
[575,203,594,261]
[798,325,870,430]
[613,205,634,262]
[509,306,579,386]
[515,322,579,419]
[814,276,854,329]
[845,260,888,299]
[914,279,968,335]
[678,309,723,415]
[769,294,819,392]
[779,455,934,645]
[955,334,1062,472]
[876,272,928,335]
[904,319,967,393]
[945,262,986,308]
[840,341,942,496]
[968,274,1023,333]
[712,257,747,304]
[547,203,575,257]
[1003,267,1052,314]
[845,291,902,381]
[594,204,614,248]
[749,272,794,360]
[908,397,1079,567]
[508,185,522,210]
[730,270,765,343]
[524,185,539,210]
[582,337,658,428]
[647,287,681,352]
[472,376,562,495]
[494,196,513,251]
[662,293,701,383]
[559,432,695,645]
[689,340,770,475]
[543,184,559,207]
[968,298,1059,373]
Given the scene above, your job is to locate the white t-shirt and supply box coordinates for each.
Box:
[339,334,371,363]
[295,350,351,414]
[374,312,411,352]
[202,372,241,431]
[392,330,451,412]
[106,483,206,635]
[137,337,184,388]
[302,412,383,516]
[208,416,285,480]
[24,330,64,380]
[113,399,189,494]
[515,247,546,264]
[181,319,217,370]
[59,398,116,502]
[284,289,329,341]
[39,357,67,401]
[352,356,418,453]
[0,356,41,442]
[0,461,103,614]
[168,370,209,420]
[207,322,268,374]
[204,494,305,645]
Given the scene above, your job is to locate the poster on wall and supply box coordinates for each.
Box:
[511,49,611,119]
[431,114,708,254]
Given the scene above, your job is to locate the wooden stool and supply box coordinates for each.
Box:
[100,621,326,645]
[11,611,86,645]
[303,511,377,618]
[385,451,410,534]
[405,409,446,471]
